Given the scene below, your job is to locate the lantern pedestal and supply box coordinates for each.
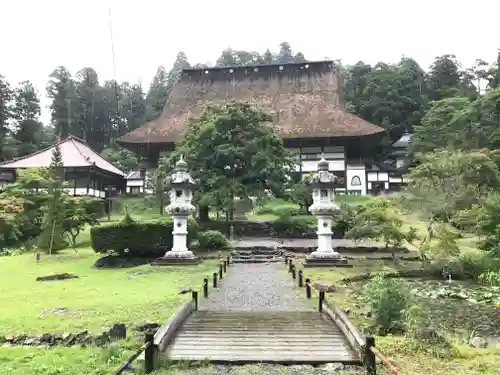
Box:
[151,157,203,266]
[302,157,350,268]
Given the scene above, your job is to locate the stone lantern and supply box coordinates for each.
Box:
[153,156,202,265]
[303,157,348,267]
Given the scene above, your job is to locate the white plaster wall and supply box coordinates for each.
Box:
[126,179,144,187]
[300,160,345,172]
[367,172,378,182]
[346,167,367,195]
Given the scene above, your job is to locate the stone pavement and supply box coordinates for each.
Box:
[199,263,314,312]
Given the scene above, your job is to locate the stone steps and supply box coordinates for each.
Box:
[231,247,284,264]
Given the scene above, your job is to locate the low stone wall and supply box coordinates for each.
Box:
[0,322,160,348]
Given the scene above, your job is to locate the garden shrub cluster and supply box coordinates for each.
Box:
[91,217,199,256]
[196,230,230,250]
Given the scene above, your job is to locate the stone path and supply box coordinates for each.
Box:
[169,363,364,374]
[199,263,314,312]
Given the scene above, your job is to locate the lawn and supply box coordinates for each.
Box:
[0,245,219,375]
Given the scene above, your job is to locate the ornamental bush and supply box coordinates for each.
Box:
[197,230,229,250]
[90,218,199,256]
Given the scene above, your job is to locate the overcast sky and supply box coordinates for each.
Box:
[1,0,499,123]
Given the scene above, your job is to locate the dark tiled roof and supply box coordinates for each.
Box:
[118,61,384,145]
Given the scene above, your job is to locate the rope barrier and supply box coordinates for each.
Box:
[370,346,401,375]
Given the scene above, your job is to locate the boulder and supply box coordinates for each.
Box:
[36,273,79,282]
[470,336,488,348]
[108,323,127,340]
[313,282,337,293]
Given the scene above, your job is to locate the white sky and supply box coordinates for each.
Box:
[1,0,499,124]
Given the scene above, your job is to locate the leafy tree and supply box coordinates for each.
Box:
[278,42,294,64]
[0,74,13,160]
[100,142,139,172]
[62,197,99,248]
[346,198,410,259]
[11,81,43,156]
[145,65,169,121]
[425,54,466,101]
[46,66,77,139]
[166,101,295,220]
[38,146,67,253]
[406,150,500,223]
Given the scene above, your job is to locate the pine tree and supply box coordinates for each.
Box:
[38,146,67,253]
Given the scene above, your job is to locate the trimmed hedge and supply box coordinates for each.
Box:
[91,218,199,256]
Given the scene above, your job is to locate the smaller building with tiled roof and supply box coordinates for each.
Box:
[0,135,126,197]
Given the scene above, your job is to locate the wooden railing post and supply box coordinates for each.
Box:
[365,336,376,375]
[318,290,325,312]
[192,291,198,311]
[219,263,223,280]
[298,270,303,287]
[305,278,311,299]
[284,255,288,264]
[203,278,208,298]
[288,258,293,272]
[144,332,157,374]
[212,272,218,288]
[226,255,231,265]
[223,260,227,273]
[291,265,296,279]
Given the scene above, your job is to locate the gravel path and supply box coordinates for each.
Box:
[199,263,314,312]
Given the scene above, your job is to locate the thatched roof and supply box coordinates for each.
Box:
[0,135,125,177]
[118,61,384,145]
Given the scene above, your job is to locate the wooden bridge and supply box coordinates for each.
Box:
[128,257,399,375]
[167,310,359,364]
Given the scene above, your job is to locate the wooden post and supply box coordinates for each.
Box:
[203,278,208,298]
[288,258,293,272]
[291,265,296,279]
[298,270,303,287]
[284,255,288,264]
[223,260,227,273]
[318,290,325,312]
[144,332,156,374]
[192,291,198,311]
[226,255,231,265]
[213,272,218,288]
[365,336,376,375]
[219,264,223,280]
[305,278,311,299]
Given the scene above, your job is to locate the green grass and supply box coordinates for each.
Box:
[299,260,500,375]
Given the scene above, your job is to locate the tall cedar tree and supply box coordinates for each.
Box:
[38,146,67,253]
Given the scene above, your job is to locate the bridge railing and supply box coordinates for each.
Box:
[285,256,402,375]
[112,256,232,374]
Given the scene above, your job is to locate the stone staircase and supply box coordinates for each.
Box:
[231,247,284,263]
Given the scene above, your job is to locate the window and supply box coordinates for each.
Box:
[351,176,362,186]
[175,190,183,197]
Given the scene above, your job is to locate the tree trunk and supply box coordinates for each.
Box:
[199,205,210,222]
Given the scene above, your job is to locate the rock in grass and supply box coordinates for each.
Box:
[36,273,79,282]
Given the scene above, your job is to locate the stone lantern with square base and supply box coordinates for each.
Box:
[152,157,203,266]
[303,157,349,267]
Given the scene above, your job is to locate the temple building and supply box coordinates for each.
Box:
[0,135,125,197]
[117,61,408,195]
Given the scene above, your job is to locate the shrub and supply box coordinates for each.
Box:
[90,218,199,256]
[363,273,411,334]
[273,215,314,237]
[197,230,229,250]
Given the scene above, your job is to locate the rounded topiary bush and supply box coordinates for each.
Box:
[197,230,229,250]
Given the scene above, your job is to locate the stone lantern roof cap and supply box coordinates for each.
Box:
[175,155,189,171]
[317,157,329,171]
